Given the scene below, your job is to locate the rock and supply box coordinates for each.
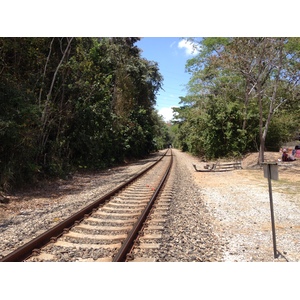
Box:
[0,195,9,204]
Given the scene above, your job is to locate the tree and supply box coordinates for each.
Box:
[220,38,288,163]
[0,37,166,191]
[182,37,300,162]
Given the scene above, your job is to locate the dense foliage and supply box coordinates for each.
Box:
[173,37,300,162]
[0,37,168,191]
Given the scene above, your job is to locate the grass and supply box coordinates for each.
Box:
[272,179,300,195]
[238,168,300,196]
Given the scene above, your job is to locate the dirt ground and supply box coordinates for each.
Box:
[188,150,300,262]
[193,151,300,187]
[1,151,299,212]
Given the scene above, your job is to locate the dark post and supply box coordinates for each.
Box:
[266,164,278,258]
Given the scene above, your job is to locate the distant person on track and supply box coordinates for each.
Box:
[282,149,296,161]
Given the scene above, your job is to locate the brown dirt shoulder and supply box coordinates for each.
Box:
[192,151,300,188]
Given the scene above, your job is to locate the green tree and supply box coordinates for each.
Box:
[0,37,165,191]
[179,37,300,161]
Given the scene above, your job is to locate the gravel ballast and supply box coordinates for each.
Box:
[1,148,300,262]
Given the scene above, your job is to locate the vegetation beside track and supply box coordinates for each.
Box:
[0,38,171,191]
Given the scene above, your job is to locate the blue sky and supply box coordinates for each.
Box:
[136,38,200,122]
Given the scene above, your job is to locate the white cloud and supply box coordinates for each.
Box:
[178,39,200,56]
[159,107,175,122]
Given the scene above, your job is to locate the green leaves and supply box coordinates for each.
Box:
[0,37,166,191]
[174,37,300,160]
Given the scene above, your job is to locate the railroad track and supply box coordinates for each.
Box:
[1,149,173,262]
[126,155,175,262]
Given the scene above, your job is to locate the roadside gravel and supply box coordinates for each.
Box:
[157,150,224,262]
[171,148,300,262]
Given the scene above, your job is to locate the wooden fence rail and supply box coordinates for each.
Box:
[193,161,242,172]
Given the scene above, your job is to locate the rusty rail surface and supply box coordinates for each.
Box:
[113,149,173,262]
[1,150,170,262]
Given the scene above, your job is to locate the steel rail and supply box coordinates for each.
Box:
[1,150,169,262]
[113,149,173,262]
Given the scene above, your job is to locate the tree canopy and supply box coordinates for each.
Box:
[173,37,300,162]
[3,37,300,191]
[0,37,168,191]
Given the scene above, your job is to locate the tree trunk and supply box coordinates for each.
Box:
[258,81,264,164]
[39,37,74,160]
[242,78,251,131]
[258,38,284,165]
